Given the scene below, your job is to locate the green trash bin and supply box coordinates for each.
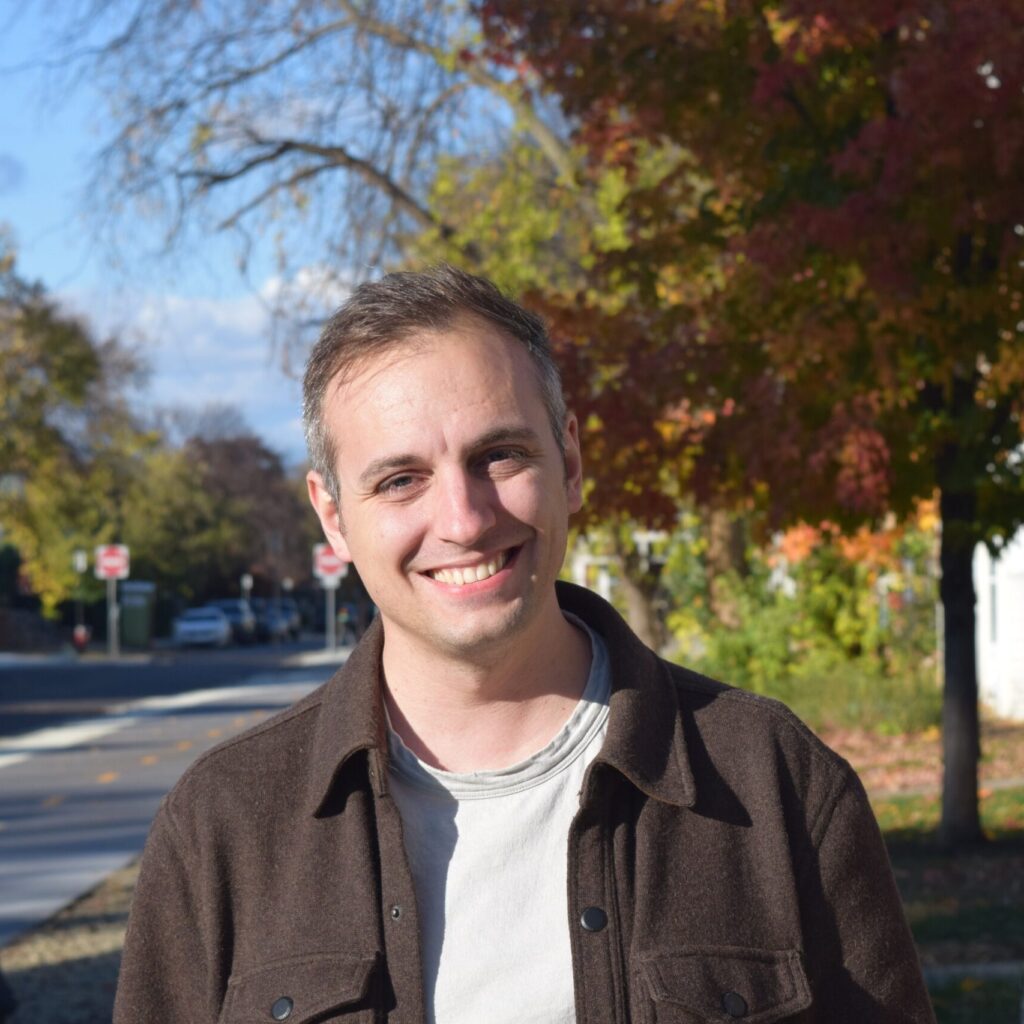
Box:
[120,581,157,648]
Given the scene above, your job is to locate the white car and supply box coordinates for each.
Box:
[172,607,232,647]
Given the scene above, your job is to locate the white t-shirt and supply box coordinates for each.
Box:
[387,617,610,1024]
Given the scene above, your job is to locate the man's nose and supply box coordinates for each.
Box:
[433,468,497,546]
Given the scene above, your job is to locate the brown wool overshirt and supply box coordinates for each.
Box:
[114,582,936,1023]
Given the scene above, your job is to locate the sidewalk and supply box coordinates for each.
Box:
[0,651,78,668]
[0,640,351,670]
[0,862,136,1023]
[0,649,154,669]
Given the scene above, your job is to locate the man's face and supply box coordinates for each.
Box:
[306,318,583,661]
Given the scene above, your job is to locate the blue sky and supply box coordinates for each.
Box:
[1,6,310,465]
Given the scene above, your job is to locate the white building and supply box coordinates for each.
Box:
[974,529,1024,721]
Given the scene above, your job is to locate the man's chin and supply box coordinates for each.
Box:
[423,603,532,659]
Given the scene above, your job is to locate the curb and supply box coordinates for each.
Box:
[283,646,353,668]
[924,961,1024,984]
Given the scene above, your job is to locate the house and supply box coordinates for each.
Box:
[974,529,1024,721]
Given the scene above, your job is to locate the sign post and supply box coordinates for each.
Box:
[94,544,130,658]
[312,544,348,651]
[72,549,89,653]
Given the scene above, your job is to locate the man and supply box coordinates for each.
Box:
[115,266,935,1023]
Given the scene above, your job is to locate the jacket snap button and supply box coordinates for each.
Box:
[722,991,748,1018]
[271,996,294,1020]
[580,906,608,932]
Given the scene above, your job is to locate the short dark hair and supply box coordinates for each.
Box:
[302,264,567,500]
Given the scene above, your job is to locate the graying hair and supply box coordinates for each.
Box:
[302,264,567,502]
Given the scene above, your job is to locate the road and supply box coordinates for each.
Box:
[0,642,344,947]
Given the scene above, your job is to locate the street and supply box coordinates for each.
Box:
[0,643,344,947]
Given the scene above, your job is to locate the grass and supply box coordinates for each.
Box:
[929,978,1022,1024]
[874,787,1024,1022]
[762,662,943,735]
[874,786,1024,842]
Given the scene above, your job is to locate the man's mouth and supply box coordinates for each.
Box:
[426,548,515,586]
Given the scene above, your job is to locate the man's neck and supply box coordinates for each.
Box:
[380,602,592,773]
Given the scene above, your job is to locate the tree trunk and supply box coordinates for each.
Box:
[705,507,748,628]
[615,565,664,651]
[609,533,667,652]
[937,485,983,847]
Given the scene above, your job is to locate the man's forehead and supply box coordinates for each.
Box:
[324,325,543,449]
[327,319,534,406]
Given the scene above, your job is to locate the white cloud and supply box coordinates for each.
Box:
[62,281,311,465]
[260,263,351,314]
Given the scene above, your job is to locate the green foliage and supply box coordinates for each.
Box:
[0,253,102,477]
[663,522,942,734]
[4,424,158,615]
[0,248,153,615]
[121,447,251,602]
[0,248,318,618]
[412,140,592,296]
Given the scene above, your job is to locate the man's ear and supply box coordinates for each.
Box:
[306,470,352,562]
[563,414,584,514]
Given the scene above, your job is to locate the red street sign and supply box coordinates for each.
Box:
[313,543,348,582]
[94,544,130,580]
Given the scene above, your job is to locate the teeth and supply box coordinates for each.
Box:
[431,551,508,586]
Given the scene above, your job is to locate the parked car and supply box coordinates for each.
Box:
[172,607,232,648]
[249,598,291,643]
[279,596,302,639]
[207,599,257,644]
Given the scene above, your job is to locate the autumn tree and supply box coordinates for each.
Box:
[182,433,317,592]
[44,0,581,328]
[0,240,152,613]
[482,0,1024,845]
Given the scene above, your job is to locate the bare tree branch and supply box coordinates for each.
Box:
[332,0,581,189]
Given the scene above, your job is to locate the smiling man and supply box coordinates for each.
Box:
[115,266,935,1024]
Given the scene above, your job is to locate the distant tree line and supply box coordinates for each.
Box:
[0,238,320,621]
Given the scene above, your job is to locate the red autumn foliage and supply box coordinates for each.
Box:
[481,0,1024,844]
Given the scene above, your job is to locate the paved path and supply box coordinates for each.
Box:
[0,670,328,947]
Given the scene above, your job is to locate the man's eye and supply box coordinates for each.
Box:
[378,474,416,494]
[482,447,525,466]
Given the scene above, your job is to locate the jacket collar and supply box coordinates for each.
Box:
[307,616,388,815]
[307,580,696,815]
[556,582,696,808]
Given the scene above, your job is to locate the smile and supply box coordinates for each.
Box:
[427,549,513,586]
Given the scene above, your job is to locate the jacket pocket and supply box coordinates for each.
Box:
[219,951,378,1023]
[638,946,811,1023]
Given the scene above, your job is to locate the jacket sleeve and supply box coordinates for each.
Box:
[114,798,227,1024]
[799,766,936,1023]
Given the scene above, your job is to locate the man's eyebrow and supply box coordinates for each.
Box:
[355,426,543,490]
[468,425,543,452]
[357,453,422,490]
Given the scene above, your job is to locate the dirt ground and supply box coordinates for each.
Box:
[822,717,1024,797]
